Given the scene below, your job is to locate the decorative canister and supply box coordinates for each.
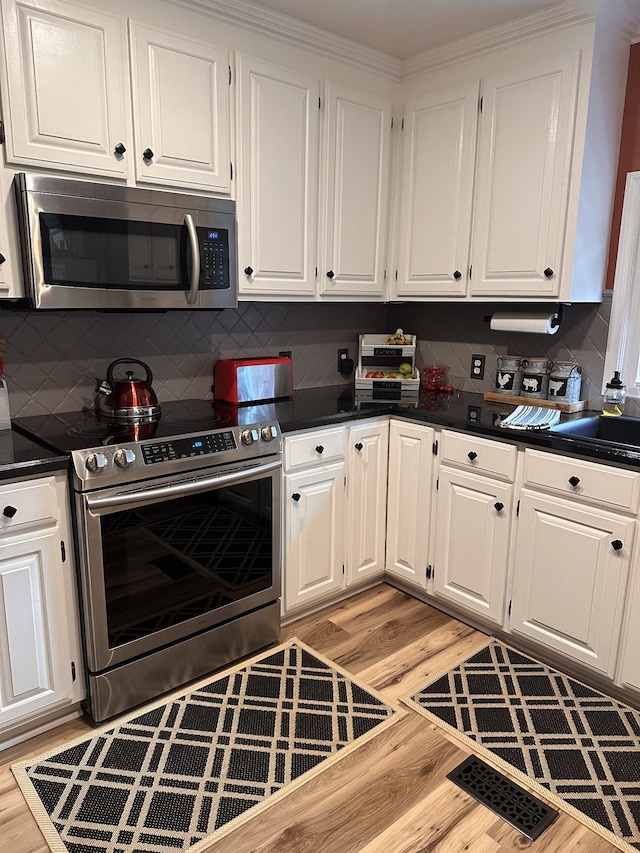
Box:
[520,357,550,399]
[495,355,522,396]
[548,361,581,404]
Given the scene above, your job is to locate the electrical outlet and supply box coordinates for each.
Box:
[470,354,485,380]
[279,351,292,359]
[337,348,348,372]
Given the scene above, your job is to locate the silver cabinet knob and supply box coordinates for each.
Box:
[241,428,259,445]
[114,448,136,468]
[261,425,278,442]
[85,452,108,473]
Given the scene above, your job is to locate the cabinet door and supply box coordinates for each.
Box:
[385,420,435,588]
[470,54,579,297]
[394,83,479,298]
[129,23,230,192]
[433,467,512,625]
[511,489,634,677]
[0,530,76,727]
[0,0,129,177]
[346,420,389,585]
[617,553,640,693]
[237,55,319,298]
[320,84,391,298]
[284,463,345,612]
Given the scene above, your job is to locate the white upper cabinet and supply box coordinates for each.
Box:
[395,83,478,297]
[320,84,391,299]
[394,56,579,302]
[470,55,578,297]
[129,23,230,193]
[0,0,130,177]
[394,14,630,303]
[236,54,319,298]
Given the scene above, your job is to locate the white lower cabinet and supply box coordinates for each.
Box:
[283,419,388,616]
[433,467,512,625]
[617,546,640,693]
[282,416,640,699]
[509,449,640,678]
[430,430,516,625]
[346,419,389,586]
[385,419,435,589]
[285,461,346,612]
[0,474,84,740]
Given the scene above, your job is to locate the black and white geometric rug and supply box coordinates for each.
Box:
[13,640,399,853]
[403,640,640,852]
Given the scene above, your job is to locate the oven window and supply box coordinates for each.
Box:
[39,212,189,290]
[99,478,273,647]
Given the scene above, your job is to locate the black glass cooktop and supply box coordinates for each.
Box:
[12,399,241,454]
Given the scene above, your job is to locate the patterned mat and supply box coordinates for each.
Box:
[403,640,640,852]
[13,640,399,853]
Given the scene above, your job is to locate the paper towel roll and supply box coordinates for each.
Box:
[489,312,559,334]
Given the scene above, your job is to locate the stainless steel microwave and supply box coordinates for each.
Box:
[13,173,238,310]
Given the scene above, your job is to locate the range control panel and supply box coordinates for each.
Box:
[142,431,236,465]
[72,421,281,492]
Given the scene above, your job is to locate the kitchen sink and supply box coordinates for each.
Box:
[550,414,640,447]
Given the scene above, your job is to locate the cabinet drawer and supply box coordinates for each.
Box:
[523,448,640,513]
[284,427,346,470]
[440,430,517,481]
[0,477,58,532]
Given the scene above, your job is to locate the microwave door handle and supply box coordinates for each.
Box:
[184,213,200,305]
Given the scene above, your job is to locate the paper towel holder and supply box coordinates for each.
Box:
[483,304,565,330]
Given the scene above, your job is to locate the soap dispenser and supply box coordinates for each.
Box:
[602,371,626,417]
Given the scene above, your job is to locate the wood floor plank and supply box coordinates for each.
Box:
[357,780,502,853]
[0,583,625,853]
[358,619,488,700]
[207,716,464,853]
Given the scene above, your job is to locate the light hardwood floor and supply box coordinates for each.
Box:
[0,584,620,852]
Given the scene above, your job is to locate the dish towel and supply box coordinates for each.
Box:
[499,405,561,430]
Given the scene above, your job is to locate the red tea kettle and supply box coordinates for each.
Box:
[96,358,161,422]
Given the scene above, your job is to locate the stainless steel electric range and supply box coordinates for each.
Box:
[13,400,282,722]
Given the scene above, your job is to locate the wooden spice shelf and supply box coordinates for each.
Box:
[483,392,588,413]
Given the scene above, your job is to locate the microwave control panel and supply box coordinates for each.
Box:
[200,229,229,290]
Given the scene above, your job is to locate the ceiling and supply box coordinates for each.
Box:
[244,0,573,59]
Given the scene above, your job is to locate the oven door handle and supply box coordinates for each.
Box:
[85,458,282,509]
[185,213,200,305]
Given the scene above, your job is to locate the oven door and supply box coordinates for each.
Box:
[75,458,281,673]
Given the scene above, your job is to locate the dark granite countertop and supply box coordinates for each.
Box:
[276,386,640,470]
[0,429,69,480]
[4,387,639,480]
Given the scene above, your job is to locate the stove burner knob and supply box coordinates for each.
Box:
[261,425,278,442]
[85,452,108,473]
[241,428,259,445]
[114,448,136,468]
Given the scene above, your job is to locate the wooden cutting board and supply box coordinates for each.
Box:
[483,392,588,413]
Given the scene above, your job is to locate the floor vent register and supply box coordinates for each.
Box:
[447,755,558,841]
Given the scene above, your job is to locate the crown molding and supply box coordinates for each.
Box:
[610,0,640,42]
[160,0,639,81]
[162,0,403,80]
[402,0,601,80]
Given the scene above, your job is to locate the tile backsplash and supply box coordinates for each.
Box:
[391,294,612,409]
[1,295,612,417]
